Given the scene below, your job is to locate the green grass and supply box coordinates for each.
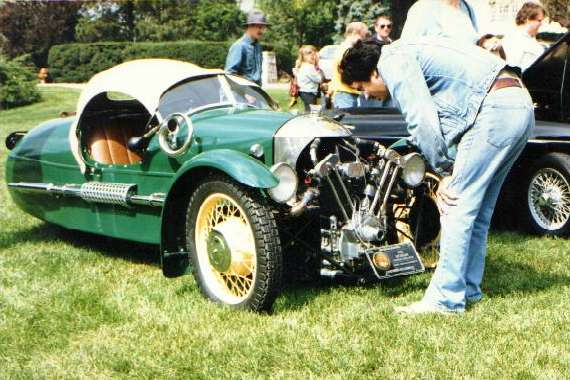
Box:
[1,87,570,379]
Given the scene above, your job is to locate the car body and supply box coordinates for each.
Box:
[337,33,570,236]
[6,59,438,311]
[318,44,339,81]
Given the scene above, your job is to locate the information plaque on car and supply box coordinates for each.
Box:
[366,241,425,280]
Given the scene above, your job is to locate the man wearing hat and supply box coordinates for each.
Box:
[225,10,268,86]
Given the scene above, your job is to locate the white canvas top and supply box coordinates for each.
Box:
[75,58,224,116]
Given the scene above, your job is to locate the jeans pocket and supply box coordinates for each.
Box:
[485,109,531,148]
[483,91,533,149]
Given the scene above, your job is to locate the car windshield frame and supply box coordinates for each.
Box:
[157,74,278,120]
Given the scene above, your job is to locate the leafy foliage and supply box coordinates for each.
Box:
[259,0,337,47]
[0,0,81,67]
[75,0,244,42]
[122,0,196,42]
[191,0,245,42]
[335,0,390,39]
[48,40,292,82]
[75,1,136,43]
[0,57,40,110]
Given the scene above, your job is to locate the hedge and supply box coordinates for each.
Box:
[0,59,41,110]
[48,40,293,83]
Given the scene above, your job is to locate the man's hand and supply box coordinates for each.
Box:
[436,176,459,215]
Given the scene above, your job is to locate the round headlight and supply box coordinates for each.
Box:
[400,153,426,187]
[268,163,298,203]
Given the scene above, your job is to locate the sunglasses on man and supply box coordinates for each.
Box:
[378,23,392,29]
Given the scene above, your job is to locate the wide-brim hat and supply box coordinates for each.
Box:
[244,10,270,26]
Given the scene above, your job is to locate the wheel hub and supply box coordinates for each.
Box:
[538,188,561,208]
[211,217,254,276]
[207,230,231,272]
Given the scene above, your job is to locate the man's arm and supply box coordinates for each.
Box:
[379,52,453,174]
[225,42,243,75]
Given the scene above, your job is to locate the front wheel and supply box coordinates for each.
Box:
[186,176,282,311]
[526,153,570,236]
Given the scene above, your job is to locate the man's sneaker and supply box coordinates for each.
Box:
[395,301,458,315]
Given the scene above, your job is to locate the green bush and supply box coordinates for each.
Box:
[48,40,294,83]
[0,58,40,110]
[12,53,37,69]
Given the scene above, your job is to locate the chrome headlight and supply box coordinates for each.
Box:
[268,163,298,203]
[400,153,426,187]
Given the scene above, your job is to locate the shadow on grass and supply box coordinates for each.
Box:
[277,253,570,310]
[0,222,160,266]
[4,223,567,310]
[483,254,570,297]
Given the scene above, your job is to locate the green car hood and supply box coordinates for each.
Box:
[188,107,294,166]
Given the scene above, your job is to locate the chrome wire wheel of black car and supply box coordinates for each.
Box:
[186,176,282,311]
[527,153,570,236]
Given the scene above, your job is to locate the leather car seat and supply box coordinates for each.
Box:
[87,119,143,165]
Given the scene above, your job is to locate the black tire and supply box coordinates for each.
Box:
[185,175,282,312]
[525,153,570,236]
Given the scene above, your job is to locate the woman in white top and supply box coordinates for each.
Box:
[401,0,478,45]
[295,45,324,112]
[501,2,546,72]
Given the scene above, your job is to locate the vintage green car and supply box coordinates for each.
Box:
[5,59,439,311]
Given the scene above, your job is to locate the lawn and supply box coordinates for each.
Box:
[1,87,570,379]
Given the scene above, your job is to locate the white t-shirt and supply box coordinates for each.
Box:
[296,63,323,93]
[501,28,545,72]
[401,0,478,45]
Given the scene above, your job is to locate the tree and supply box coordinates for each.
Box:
[76,0,242,43]
[188,0,244,41]
[132,0,196,41]
[335,0,390,40]
[76,1,128,42]
[0,0,81,67]
[259,0,337,48]
[542,0,570,27]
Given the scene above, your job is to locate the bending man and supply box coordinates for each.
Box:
[339,38,534,314]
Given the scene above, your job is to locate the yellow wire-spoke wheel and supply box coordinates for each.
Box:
[195,193,257,304]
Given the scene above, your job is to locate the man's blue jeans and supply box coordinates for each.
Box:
[422,86,535,312]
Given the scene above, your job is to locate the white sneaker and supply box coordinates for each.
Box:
[395,301,457,315]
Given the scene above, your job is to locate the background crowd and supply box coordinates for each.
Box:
[246,0,550,112]
[0,0,567,111]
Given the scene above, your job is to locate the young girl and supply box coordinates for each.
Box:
[295,45,324,112]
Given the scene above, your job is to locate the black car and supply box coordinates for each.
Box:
[337,33,570,236]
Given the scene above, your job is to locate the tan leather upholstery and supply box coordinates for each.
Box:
[87,119,143,165]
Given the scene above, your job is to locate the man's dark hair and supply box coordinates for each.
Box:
[339,39,383,85]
